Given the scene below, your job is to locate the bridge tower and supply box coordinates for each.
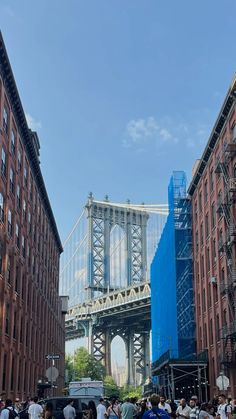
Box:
[85,195,150,383]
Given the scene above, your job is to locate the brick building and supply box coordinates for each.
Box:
[0,32,65,399]
[188,75,236,397]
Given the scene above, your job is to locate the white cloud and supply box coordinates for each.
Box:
[122,116,210,152]
[26,113,42,131]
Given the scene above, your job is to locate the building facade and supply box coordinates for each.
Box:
[151,172,199,400]
[0,32,65,399]
[188,75,236,397]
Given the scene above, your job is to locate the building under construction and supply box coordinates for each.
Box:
[188,74,236,397]
[151,172,208,400]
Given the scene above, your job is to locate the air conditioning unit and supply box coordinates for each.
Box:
[210,277,217,285]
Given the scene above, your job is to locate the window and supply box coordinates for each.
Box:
[212,238,216,261]
[211,202,216,228]
[216,314,220,341]
[3,106,9,133]
[2,353,7,390]
[9,167,14,194]
[199,191,202,212]
[0,192,4,222]
[209,319,213,345]
[206,247,210,272]
[200,223,204,246]
[5,303,10,334]
[203,288,206,312]
[7,209,12,236]
[195,230,199,252]
[23,199,26,220]
[203,323,207,348]
[221,268,225,287]
[16,184,21,209]
[1,147,6,177]
[24,165,28,187]
[204,180,208,204]
[16,223,20,248]
[223,309,227,326]
[11,130,16,155]
[22,235,25,257]
[18,148,22,171]
[201,254,205,278]
[205,213,209,238]
[6,255,11,284]
[15,264,20,293]
[219,229,223,249]
[208,282,212,307]
[234,164,236,179]
[210,169,214,192]
[28,211,31,232]
[13,311,17,339]
[194,202,198,222]
[11,357,15,391]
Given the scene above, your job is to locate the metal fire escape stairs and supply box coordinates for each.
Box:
[215,125,236,367]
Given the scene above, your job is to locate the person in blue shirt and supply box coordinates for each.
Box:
[143,395,170,419]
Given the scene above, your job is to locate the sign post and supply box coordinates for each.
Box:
[45,355,60,396]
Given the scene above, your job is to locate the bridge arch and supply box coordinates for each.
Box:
[111,335,127,385]
[110,224,126,289]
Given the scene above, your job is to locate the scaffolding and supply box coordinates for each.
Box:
[151,350,208,402]
[215,124,236,369]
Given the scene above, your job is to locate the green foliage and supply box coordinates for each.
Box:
[104,376,120,398]
[65,347,106,384]
[120,385,142,400]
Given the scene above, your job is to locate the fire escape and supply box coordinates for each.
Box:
[215,125,236,369]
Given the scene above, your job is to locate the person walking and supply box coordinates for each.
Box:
[97,399,106,419]
[28,397,43,419]
[159,397,171,415]
[190,398,200,419]
[88,401,97,419]
[107,399,120,419]
[63,400,76,419]
[142,394,170,419]
[120,399,135,419]
[216,395,232,419]
[43,402,54,419]
[176,399,191,419]
[0,399,17,419]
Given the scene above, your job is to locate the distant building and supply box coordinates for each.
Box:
[0,32,65,399]
[188,74,236,397]
[151,172,200,400]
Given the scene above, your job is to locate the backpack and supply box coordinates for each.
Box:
[225,404,232,415]
[6,408,19,419]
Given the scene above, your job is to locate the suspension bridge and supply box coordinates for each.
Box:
[60,194,168,384]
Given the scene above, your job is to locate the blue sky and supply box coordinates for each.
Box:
[0,0,236,243]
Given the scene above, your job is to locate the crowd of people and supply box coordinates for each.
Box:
[95,394,236,419]
[0,393,236,419]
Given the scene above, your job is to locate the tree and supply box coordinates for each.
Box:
[120,385,142,400]
[104,376,120,398]
[65,347,106,383]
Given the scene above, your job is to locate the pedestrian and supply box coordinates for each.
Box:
[176,399,191,419]
[190,398,200,419]
[159,397,172,414]
[136,401,147,419]
[43,402,54,419]
[230,399,236,419]
[28,397,43,419]
[63,400,76,419]
[107,399,120,419]
[0,399,18,419]
[120,398,134,419]
[14,399,21,416]
[199,404,210,419]
[97,399,106,419]
[142,394,170,419]
[88,401,97,419]
[216,395,232,419]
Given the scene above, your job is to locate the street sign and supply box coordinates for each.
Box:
[45,354,60,360]
[216,374,229,390]
[46,366,59,382]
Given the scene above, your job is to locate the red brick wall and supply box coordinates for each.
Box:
[191,102,236,398]
[0,75,65,400]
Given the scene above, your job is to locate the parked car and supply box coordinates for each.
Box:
[19,396,99,419]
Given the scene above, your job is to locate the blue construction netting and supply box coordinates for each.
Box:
[151,171,195,364]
